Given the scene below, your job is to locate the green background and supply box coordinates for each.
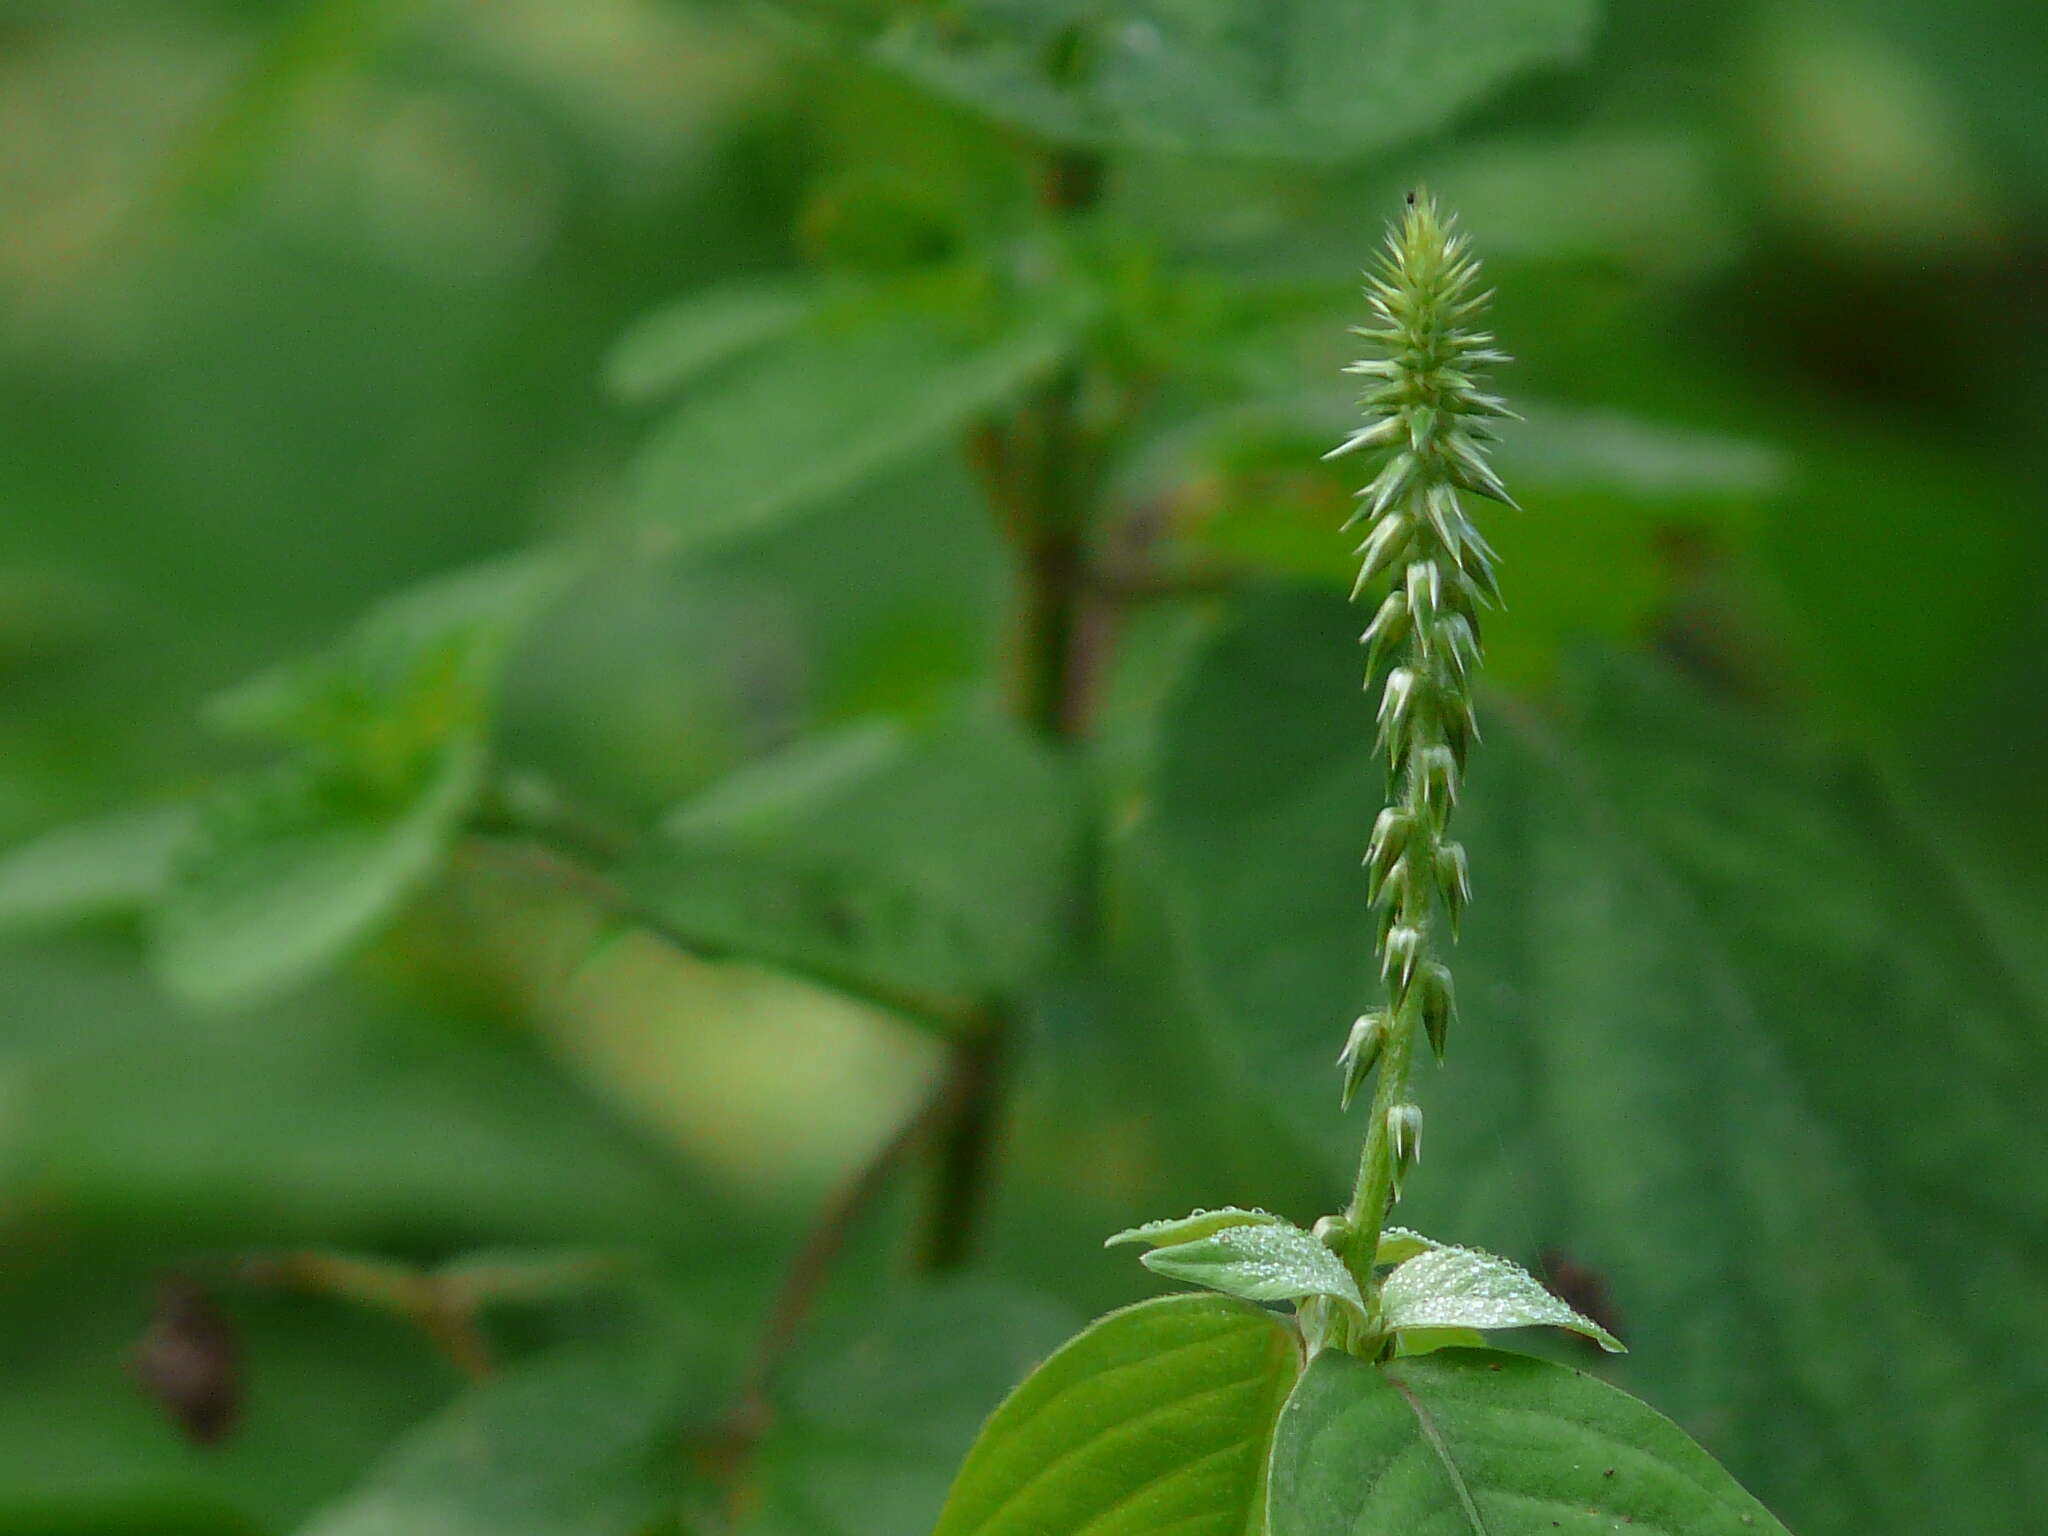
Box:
[0,1,2042,1532]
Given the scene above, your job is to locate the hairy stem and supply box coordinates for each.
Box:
[1342,763,1431,1276]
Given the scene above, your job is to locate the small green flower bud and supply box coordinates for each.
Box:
[1364,807,1413,891]
[1436,841,1472,935]
[1377,668,1421,766]
[1417,962,1456,1062]
[1442,430,1518,507]
[1443,691,1480,771]
[1420,482,1462,548]
[1373,883,1410,950]
[1322,416,1402,462]
[1342,355,1400,379]
[1337,1012,1386,1108]
[1368,852,1409,914]
[1352,513,1411,595]
[1437,613,1480,685]
[1388,1101,1424,1172]
[1365,450,1422,523]
[1382,924,1424,991]
[1461,550,1504,608]
[1312,1213,1352,1251]
[1416,744,1460,818]
[1359,589,1412,682]
[1405,560,1442,634]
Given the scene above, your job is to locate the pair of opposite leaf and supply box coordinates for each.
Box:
[1107,1206,1622,1358]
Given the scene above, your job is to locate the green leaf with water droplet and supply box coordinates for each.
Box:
[1380,1244,1624,1352]
[1374,1226,1442,1267]
[1105,1205,1283,1248]
[1140,1220,1366,1319]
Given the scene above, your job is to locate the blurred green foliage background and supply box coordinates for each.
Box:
[0,1,2043,1533]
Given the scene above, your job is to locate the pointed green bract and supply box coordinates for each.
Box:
[932,1294,1299,1536]
[1380,1244,1624,1353]
[1267,1349,1791,1536]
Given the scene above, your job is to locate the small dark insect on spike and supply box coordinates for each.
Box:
[1405,189,1418,206]
[129,1275,243,1446]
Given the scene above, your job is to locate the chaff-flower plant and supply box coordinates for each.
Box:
[932,195,1790,1536]
[1099,193,1618,1362]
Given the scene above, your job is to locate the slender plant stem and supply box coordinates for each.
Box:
[914,147,1109,1267]
[731,1045,978,1421]
[233,1251,497,1379]
[912,1028,1006,1271]
[1343,766,1431,1277]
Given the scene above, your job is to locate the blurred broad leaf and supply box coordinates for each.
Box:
[151,743,482,1008]
[1417,130,1740,277]
[628,713,1083,1015]
[740,1281,1079,1536]
[1858,0,2048,200]
[932,1293,1299,1536]
[603,278,814,404]
[0,804,194,930]
[1268,1348,1789,1534]
[297,1333,693,1536]
[778,1,1598,159]
[208,547,577,762]
[1154,590,2047,1535]
[174,0,419,209]
[155,549,578,1007]
[0,943,711,1247]
[628,278,1086,556]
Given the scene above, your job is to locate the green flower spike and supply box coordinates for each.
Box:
[1111,197,1617,1363]
[1327,191,1515,1283]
